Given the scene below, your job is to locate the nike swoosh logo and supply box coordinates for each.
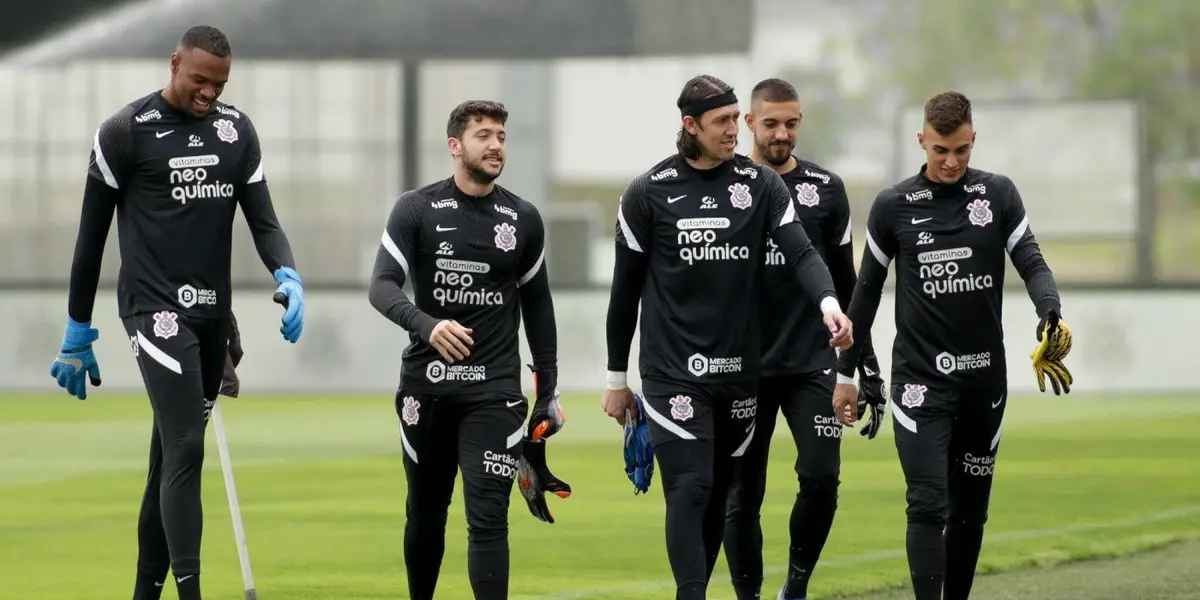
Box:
[57,357,83,370]
[506,399,523,408]
[823,369,832,375]
[435,225,456,232]
[176,575,194,583]
[154,582,164,587]
[911,217,932,224]
[992,394,1004,409]
[156,130,173,138]
[666,195,686,203]
[864,366,877,376]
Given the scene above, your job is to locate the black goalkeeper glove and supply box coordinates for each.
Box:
[527,365,565,441]
[516,438,572,524]
[1031,309,1074,395]
[856,353,887,439]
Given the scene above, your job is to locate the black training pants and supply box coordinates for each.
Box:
[641,378,758,600]
[891,382,1007,600]
[122,311,230,581]
[397,389,528,600]
[724,371,841,599]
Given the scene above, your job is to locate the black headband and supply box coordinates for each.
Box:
[680,90,738,118]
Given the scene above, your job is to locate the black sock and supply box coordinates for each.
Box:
[781,488,838,599]
[943,522,985,600]
[131,570,167,600]
[467,536,509,600]
[907,522,946,600]
[174,572,200,600]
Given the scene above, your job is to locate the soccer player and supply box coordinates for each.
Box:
[47,25,304,600]
[368,99,562,600]
[832,91,1073,600]
[723,78,887,600]
[601,74,854,600]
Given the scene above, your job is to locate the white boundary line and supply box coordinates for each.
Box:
[525,506,1200,600]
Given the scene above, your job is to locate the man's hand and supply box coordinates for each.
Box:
[832,381,858,427]
[527,365,565,441]
[272,267,305,343]
[824,311,854,350]
[602,386,638,426]
[856,358,887,439]
[516,439,572,524]
[49,318,102,400]
[1031,310,1074,395]
[428,320,474,364]
[623,394,655,494]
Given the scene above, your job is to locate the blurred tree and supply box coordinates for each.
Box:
[862,0,1200,162]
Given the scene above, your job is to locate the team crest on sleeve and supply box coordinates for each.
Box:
[966,199,993,227]
[668,395,694,421]
[152,311,179,339]
[728,183,752,210]
[401,396,421,426]
[494,222,517,252]
[795,182,820,207]
[213,119,238,144]
[900,384,927,408]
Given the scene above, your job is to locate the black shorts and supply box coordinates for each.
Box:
[891,382,1007,522]
[123,311,230,423]
[396,389,529,526]
[757,371,840,480]
[641,378,758,455]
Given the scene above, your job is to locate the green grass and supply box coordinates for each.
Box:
[3,393,1200,599]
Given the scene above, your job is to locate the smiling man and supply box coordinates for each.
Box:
[831,91,1072,600]
[48,25,303,600]
[600,74,853,600]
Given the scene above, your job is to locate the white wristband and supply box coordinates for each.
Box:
[837,373,856,386]
[605,370,628,390]
[820,295,841,317]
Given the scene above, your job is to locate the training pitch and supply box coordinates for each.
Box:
[2,392,1199,599]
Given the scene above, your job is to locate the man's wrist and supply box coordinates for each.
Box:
[819,295,840,316]
[836,373,856,386]
[605,370,628,390]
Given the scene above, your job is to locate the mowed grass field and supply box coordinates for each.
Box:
[3,392,1200,599]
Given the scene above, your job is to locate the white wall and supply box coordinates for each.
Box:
[7,290,1194,396]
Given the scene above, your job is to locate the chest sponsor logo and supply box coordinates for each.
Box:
[168,155,233,203]
[804,169,831,184]
[733,165,758,179]
[963,183,986,194]
[650,167,678,181]
[432,258,502,307]
[494,204,518,221]
[431,198,458,209]
[215,105,241,119]
[916,246,994,298]
[426,359,487,383]
[136,110,162,123]
[700,196,719,210]
[906,189,933,202]
[935,351,992,375]
[676,217,749,265]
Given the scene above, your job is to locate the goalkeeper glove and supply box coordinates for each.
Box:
[1030,309,1074,395]
[526,365,565,441]
[49,317,102,400]
[856,354,887,439]
[516,438,572,524]
[272,267,305,343]
[623,393,655,494]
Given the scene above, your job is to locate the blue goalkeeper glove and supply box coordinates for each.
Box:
[49,317,102,400]
[623,393,655,494]
[271,267,305,343]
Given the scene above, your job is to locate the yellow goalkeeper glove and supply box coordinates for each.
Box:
[1030,310,1074,395]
